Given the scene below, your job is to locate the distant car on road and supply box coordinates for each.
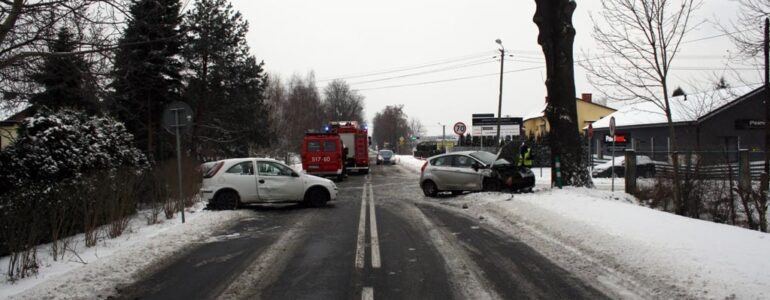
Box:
[592,155,657,178]
[200,158,338,209]
[377,149,395,165]
[419,151,535,197]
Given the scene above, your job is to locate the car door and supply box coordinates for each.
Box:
[451,155,484,190]
[257,160,305,201]
[222,160,258,201]
[430,155,459,189]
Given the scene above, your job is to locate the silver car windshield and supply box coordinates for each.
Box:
[469,151,510,166]
[380,150,393,157]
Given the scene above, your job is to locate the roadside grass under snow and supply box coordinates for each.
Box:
[398,154,770,300]
[0,202,251,299]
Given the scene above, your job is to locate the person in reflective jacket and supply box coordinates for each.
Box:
[518,142,533,168]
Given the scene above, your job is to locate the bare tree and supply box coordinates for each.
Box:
[283,72,323,152]
[533,0,592,187]
[322,79,364,123]
[718,0,769,58]
[372,105,409,152]
[408,117,426,139]
[581,0,702,214]
[0,0,129,110]
[264,74,289,151]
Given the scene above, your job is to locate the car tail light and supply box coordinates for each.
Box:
[421,162,428,174]
[204,161,224,178]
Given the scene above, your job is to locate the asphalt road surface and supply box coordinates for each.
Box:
[115,161,612,300]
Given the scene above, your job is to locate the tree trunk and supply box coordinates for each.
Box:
[533,0,592,187]
[147,97,154,160]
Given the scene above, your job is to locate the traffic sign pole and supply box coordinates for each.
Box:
[162,101,193,224]
[609,117,616,192]
[174,109,185,223]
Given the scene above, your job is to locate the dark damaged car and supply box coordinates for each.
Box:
[419,150,535,197]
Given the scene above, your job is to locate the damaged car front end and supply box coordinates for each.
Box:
[469,151,535,193]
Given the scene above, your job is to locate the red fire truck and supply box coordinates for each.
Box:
[301,133,345,181]
[327,121,370,174]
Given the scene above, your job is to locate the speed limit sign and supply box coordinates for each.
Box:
[609,116,616,137]
[453,122,467,135]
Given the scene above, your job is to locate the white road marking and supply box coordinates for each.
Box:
[368,184,381,269]
[362,287,374,300]
[355,183,368,269]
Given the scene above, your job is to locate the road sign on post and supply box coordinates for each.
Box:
[609,116,616,192]
[609,116,616,137]
[162,101,193,224]
[453,122,467,136]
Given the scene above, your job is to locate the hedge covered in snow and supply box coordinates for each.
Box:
[0,109,147,189]
[0,109,149,279]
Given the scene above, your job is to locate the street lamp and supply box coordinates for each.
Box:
[495,38,505,148]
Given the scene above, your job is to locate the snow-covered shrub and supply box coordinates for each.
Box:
[0,108,147,188]
[0,109,148,279]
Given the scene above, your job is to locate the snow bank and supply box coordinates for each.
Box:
[1,202,251,299]
[399,154,770,299]
[458,189,770,299]
[397,155,426,173]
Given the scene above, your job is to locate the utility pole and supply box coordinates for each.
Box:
[764,18,770,174]
[438,122,447,153]
[762,17,769,223]
[495,39,505,148]
[442,124,446,153]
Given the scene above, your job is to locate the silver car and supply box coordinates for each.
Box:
[419,151,505,196]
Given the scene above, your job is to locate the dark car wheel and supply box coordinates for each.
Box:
[215,190,240,210]
[422,181,438,197]
[482,178,501,192]
[305,188,329,208]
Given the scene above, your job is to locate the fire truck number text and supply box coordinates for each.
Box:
[311,157,332,162]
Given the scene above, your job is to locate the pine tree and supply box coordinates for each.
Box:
[182,0,268,159]
[111,0,183,160]
[30,28,98,113]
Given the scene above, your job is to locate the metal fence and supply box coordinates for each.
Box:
[600,149,768,180]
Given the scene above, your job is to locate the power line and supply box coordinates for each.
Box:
[317,50,495,82]
[349,58,496,85]
[355,66,543,91]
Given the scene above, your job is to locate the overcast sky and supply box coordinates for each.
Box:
[231,0,756,136]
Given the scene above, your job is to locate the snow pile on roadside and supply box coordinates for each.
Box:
[397,155,426,173]
[399,154,770,299]
[1,203,252,299]
[451,187,769,299]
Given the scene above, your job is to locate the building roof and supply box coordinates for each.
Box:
[523,103,546,121]
[590,84,760,130]
[2,107,32,123]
